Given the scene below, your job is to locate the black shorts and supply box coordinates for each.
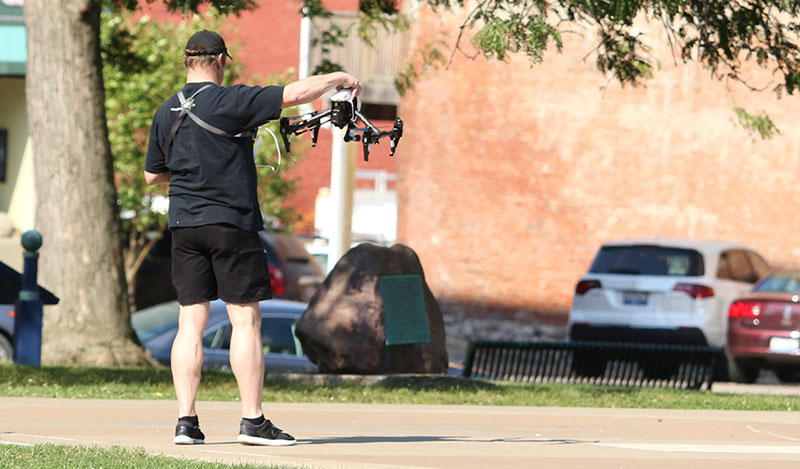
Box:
[170,224,272,305]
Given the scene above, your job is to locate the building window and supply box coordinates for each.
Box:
[360,103,397,122]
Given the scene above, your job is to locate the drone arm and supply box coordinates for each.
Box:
[279,109,332,151]
[354,109,381,133]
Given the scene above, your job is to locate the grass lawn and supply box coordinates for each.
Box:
[1,363,799,411]
[0,444,301,469]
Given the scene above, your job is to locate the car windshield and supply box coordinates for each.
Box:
[752,273,800,293]
[589,245,704,276]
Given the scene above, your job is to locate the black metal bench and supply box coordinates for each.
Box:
[462,340,724,390]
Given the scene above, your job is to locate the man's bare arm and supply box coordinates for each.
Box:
[282,72,361,108]
[145,170,171,185]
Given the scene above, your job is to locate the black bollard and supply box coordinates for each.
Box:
[13,230,44,367]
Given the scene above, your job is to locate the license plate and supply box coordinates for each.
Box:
[769,337,800,355]
[623,291,648,305]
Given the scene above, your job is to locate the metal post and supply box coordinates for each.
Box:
[13,230,43,367]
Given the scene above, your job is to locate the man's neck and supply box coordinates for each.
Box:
[186,67,222,85]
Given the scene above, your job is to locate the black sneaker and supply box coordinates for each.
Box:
[238,419,296,446]
[174,421,205,445]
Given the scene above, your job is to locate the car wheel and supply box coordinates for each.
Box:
[775,367,800,383]
[727,357,758,383]
[0,334,12,363]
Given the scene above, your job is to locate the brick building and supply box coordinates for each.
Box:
[397,6,800,324]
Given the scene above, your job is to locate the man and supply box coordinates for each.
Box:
[144,30,360,446]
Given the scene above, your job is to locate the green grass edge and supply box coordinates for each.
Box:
[1,363,799,411]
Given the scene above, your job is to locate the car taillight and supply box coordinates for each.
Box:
[269,265,286,296]
[728,301,761,319]
[673,283,714,298]
[7,310,14,318]
[575,280,601,295]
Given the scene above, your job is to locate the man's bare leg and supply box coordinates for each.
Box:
[227,302,264,418]
[171,302,210,418]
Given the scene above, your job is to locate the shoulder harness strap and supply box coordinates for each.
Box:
[161,84,252,156]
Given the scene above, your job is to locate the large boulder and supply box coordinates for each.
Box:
[295,243,448,374]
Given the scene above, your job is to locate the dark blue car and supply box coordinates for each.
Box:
[131,299,318,373]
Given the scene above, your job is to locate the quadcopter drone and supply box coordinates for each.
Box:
[279,89,403,161]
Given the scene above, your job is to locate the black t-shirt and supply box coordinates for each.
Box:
[145,82,284,231]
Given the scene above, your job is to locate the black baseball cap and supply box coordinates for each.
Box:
[185,30,233,60]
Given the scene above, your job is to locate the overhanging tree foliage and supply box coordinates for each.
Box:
[422,0,800,137]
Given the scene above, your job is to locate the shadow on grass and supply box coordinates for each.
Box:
[375,375,498,391]
[0,363,495,394]
[0,364,171,386]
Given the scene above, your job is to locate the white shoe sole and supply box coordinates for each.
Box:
[237,434,297,446]
[173,435,204,445]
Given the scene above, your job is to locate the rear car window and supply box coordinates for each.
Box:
[753,274,800,293]
[131,302,180,342]
[589,245,704,276]
[263,234,313,264]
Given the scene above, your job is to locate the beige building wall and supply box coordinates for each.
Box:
[0,77,35,271]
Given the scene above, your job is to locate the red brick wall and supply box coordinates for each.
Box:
[398,7,800,323]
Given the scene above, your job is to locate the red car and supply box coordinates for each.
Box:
[727,270,800,383]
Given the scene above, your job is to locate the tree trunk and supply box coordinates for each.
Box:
[24,0,151,366]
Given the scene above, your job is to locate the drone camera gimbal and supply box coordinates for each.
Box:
[279,92,403,161]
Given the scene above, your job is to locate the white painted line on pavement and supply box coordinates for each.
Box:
[595,443,800,454]
[0,441,33,447]
[201,450,279,458]
[6,433,79,442]
[746,425,800,443]
[2,433,103,445]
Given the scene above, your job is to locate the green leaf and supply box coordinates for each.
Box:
[733,106,780,139]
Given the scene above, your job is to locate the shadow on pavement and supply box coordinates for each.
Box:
[299,436,595,445]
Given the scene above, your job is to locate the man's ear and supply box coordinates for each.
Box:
[216,53,225,70]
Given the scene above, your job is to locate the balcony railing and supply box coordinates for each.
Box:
[310,13,406,105]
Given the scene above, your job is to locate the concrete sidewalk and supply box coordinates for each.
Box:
[1,397,800,468]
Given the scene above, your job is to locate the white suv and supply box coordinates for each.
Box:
[568,238,770,349]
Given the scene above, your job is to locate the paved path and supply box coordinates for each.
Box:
[2,397,800,468]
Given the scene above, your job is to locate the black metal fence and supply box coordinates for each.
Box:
[462,341,724,390]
